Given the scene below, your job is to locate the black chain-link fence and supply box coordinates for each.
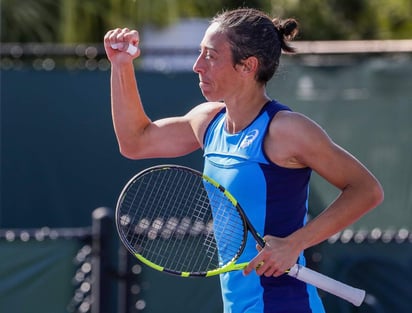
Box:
[1,43,411,312]
[0,208,143,313]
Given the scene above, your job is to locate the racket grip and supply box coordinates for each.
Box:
[110,43,138,55]
[288,264,365,307]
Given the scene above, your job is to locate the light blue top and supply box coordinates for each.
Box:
[203,100,325,313]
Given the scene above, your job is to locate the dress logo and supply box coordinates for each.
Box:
[240,129,259,148]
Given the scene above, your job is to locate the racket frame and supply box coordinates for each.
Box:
[115,164,366,306]
[115,164,250,277]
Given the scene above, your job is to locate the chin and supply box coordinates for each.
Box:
[202,92,221,102]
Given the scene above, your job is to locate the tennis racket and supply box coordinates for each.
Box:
[116,164,366,306]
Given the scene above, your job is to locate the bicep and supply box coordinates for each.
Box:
[123,116,200,159]
[121,102,224,160]
[293,117,373,191]
[269,112,373,190]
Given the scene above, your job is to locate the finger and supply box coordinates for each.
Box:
[114,28,130,45]
[255,261,271,276]
[243,258,263,275]
[105,29,140,57]
[105,28,129,46]
[263,267,277,277]
[257,264,284,277]
[104,29,118,46]
[243,263,255,275]
[118,30,140,55]
[272,268,285,277]
[125,29,140,46]
[113,29,139,46]
[105,28,121,49]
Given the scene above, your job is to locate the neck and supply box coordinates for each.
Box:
[224,90,270,134]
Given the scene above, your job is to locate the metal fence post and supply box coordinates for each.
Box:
[91,207,117,313]
[117,244,133,313]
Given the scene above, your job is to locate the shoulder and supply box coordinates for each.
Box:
[187,101,225,117]
[186,101,225,129]
[186,101,226,146]
[271,110,328,139]
[265,110,333,168]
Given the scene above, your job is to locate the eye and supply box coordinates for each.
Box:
[197,49,209,59]
[198,48,215,60]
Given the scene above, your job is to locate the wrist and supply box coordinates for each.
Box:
[287,228,311,252]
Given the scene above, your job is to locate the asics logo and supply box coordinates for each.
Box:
[240,129,259,148]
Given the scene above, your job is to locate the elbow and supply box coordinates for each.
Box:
[118,143,145,160]
[119,149,140,160]
[375,182,384,207]
[368,179,384,210]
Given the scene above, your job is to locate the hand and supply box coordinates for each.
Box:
[104,28,141,61]
[243,235,301,277]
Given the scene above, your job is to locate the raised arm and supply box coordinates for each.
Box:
[104,28,210,159]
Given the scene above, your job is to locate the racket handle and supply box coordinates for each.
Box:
[288,264,365,307]
[110,43,138,55]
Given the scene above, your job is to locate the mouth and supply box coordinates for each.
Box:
[199,79,211,86]
[199,81,208,88]
[198,77,212,94]
[199,76,209,84]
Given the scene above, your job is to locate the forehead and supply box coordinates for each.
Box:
[200,22,229,50]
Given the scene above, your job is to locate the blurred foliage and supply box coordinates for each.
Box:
[1,0,411,43]
[1,0,60,42]
[270,0,412,40]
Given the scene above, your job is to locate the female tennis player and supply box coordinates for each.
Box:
[104,8,383,313]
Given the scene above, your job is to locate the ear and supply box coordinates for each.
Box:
[240,56,259,74]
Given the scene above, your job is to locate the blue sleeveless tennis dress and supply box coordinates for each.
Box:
[203,100,325,313]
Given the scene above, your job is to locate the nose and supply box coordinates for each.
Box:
[193,54,203,74]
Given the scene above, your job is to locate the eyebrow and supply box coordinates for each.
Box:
[199,44,216,50]
[199,45,219,53]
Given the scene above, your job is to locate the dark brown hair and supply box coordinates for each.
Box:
[212,8,299,84]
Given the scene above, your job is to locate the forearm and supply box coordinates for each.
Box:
[290,181,383,252]
[111,62,150,156]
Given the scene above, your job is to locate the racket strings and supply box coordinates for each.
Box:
[144,169,198,268]
[117,167,246,274]
[205,186,246,264]
[165,170,208,270]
